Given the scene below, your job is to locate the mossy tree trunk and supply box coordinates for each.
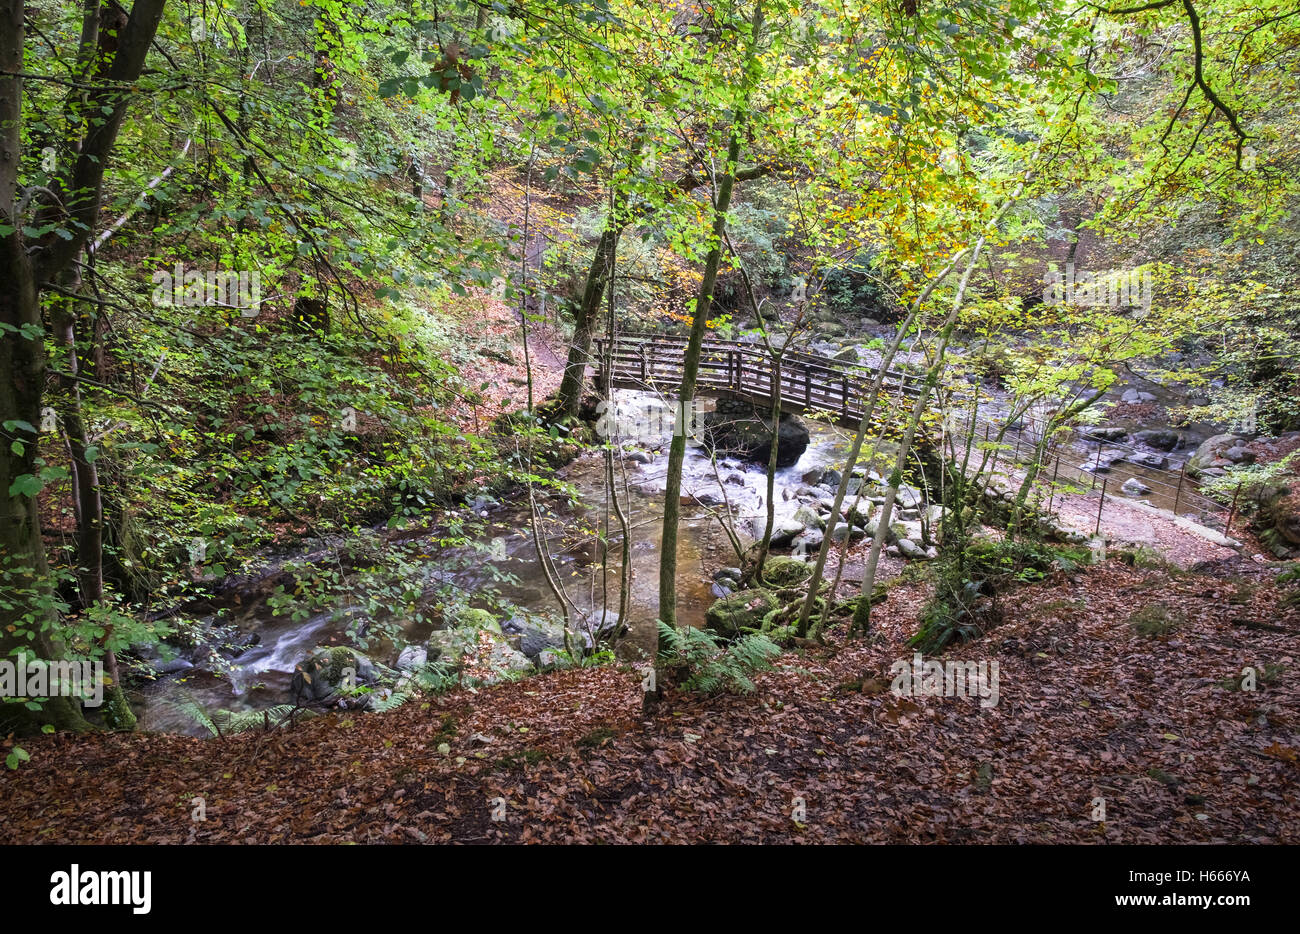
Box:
[0,0,165,734]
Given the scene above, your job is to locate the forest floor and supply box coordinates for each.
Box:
[4,556,1296,844]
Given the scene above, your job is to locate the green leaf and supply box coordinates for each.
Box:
[7,474,43,498]
[5,747,30,769]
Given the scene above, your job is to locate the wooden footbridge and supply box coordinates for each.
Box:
[590,331,1233,531]
[591,331,919,428]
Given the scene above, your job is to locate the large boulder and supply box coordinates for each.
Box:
[897,538,928,560]
[792,504,825,531]
[791,528,824,553]
[760,515,805,549]
[1261,481,1300,546]
[574,609,624,650]
[705,589,779,638]
[1134,429,1182,452]
[1188,433,1246,476]
[428,608,537,682]
[290,646,383,707]
[1082,426,1129,443]
[504,615,569,659]
[701,398,810,468]
[396,645,428,671]
[759,555,813,588]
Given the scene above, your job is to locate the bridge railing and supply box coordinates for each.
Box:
[592,331,920,426]
[592,331,1234,531]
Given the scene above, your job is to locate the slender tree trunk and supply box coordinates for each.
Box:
[794,251,972,637]
[755,355,783,579]
[52,267,134,729]
[659,132,744,630]
[852,233,991,637]
[556,223,621,419]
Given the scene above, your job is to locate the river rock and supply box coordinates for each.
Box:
[153,656,195,676]
[897,520,924,543]
[897,538,928,560]
[793,504,825,531]
[1135,429,1182,452]
[791,529,824,553]
[895,485,923,509]
[764,515,805,548]
[1188,433,1246,476]
[290,646,382,707]
[573,610,624,651]
[700,398,810,468]
[396,645,428,671]
[1129,452,1168,469]
[1224,445,1255,464]
[830,524,867,544]
[1260,481,1300,546]
[484,642,534,680]
[1082,426,1129,443]
[1121,477,1153,496]
[705,589,779,638]
[1084,452,1127,473]
[846,501,874,528]
[760,555,813,587]
[515,617,569,659]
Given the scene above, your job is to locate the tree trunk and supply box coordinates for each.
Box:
[556,223,621,420]
[51,268,134,729]
[852,233,991,636]
[0,0,166,734]
[658,132,744,629]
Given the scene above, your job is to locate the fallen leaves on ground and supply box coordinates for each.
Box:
[2,559,1296,844]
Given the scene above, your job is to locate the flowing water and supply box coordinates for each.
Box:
[137,390,854,735]
[135,368,1220,736]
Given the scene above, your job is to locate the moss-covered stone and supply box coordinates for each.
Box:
[453,607,503,634]
[760,555,813,589]
[705,589,779,638]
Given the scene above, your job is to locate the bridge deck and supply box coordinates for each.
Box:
[589,332,1228,523]
[592,332,918,428]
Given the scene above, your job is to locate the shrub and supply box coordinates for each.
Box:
[657,623,782,694]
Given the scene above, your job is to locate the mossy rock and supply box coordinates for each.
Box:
[760,556,813,588]
[705,589,780,638]
[291,646,381,705]
[453,607,503,634]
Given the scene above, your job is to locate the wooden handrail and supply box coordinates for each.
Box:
[591,331,918,428]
